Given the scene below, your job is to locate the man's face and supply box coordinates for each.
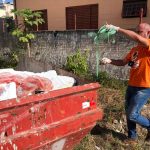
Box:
[137,25,149,38]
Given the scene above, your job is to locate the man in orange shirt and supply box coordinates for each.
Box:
[101,23,150,145]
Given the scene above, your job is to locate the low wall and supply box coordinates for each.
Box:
[1,30,136,80]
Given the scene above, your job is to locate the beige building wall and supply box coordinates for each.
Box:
[15,0,150,30]
[0,9,5,17]
[0,3,14,18]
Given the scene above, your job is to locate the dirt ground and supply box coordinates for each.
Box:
[74,87,150,150]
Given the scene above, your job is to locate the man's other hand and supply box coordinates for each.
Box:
[100,57,112,64]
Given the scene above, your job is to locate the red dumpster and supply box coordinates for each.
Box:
[0,82,103,150]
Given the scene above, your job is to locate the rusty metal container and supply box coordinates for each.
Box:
[0,82,103,150]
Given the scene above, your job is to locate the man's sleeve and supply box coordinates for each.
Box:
[148,39,150,51]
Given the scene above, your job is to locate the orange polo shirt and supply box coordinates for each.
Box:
[124,39,150,88]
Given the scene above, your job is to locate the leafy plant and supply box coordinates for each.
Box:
[5,17,15,32]
[0,50,20,69]
[12,9,44,43]
[65,49,89,76]
[10,9,45,56]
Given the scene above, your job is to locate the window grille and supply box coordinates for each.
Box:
[122,0,147,18]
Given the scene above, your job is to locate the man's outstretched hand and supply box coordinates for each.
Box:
[105,24,120,31]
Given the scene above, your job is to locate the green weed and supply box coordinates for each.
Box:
[65,49,89,77]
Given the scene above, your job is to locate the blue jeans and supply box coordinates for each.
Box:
[125,86,150,139]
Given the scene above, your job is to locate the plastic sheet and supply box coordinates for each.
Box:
[0,71,53,99]
[0,69,75,101]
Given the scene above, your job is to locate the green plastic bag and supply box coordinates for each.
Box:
[97,25,117,42]
[88,25,117,78]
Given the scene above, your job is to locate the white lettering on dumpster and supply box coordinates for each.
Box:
[82,102,90,109]
[51,138,66,150]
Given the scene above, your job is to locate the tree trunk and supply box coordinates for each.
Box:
[27,42,31,57]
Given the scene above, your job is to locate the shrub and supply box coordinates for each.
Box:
[65,49,89,76]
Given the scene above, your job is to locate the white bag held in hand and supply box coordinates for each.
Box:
[101,57,112,64]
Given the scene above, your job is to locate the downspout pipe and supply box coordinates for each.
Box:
[13,0,18,25]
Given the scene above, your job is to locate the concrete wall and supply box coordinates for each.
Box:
[0,32,16,49]
[15,0,150,30]
[28,30,135,80]
[0,30,135,80]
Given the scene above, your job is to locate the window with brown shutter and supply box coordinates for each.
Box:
[90,5,98,29]
[66,4,98,30]
[76,5,91,29]
[66,8,75,30]
[122,0,147,18]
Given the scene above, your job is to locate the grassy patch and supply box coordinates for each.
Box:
[74,72,150,150]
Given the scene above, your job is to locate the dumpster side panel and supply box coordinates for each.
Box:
[0,83,103,149]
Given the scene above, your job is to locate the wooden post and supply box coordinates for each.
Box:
[37,24,38,31]
[27,42,31,57]
[139,8,143,24]
[75,13,76,30]
[2,18,5,32]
